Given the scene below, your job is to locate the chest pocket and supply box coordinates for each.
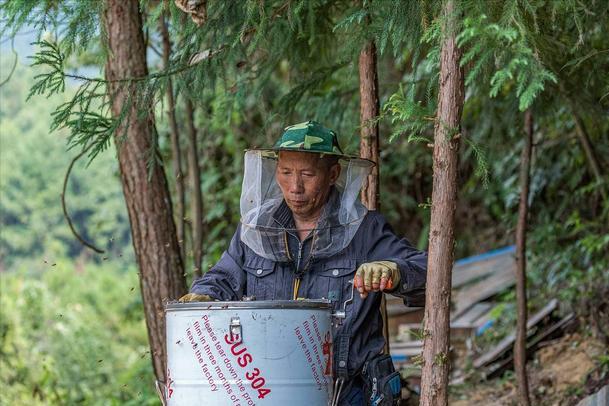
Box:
[243,257,277,300]
[316,259,357,311]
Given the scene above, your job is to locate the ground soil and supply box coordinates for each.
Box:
[449,333,607,406]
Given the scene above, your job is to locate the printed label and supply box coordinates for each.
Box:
[293,314,333,397]
[184,315,271,405]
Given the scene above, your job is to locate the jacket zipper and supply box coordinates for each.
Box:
[296,240,303,271]
[293,240,303,300]
[370,377,378,403]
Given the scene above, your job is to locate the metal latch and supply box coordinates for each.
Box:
[229,316,242,343]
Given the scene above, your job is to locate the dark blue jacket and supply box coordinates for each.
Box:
[190,208,427,400]
[191,202,427,404]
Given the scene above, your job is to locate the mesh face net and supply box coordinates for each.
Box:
[240,150,373,262]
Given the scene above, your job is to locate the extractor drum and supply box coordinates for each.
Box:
[165,300,334,406]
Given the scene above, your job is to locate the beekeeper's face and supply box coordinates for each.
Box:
[276,151,340,220]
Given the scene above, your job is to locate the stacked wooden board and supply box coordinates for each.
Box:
[387,246,517,370]
[388,245,574,386]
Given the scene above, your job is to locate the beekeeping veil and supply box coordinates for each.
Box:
[239,121,374,262]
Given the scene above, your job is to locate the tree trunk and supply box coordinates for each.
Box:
[159,9,186,262]
[419,0,464,405]
[359,39,380,210]
[185,99,204,278]
[514,110,533,406]
[103,0,187,383]
[571,111,607,200]
[359,35,391,356]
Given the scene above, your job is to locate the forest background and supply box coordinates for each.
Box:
[0,0,608,404]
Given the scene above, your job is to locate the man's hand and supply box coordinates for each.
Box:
[354,261,400,299]
[178,293,215,302]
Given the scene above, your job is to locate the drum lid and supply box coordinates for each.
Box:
[166,299,332,312]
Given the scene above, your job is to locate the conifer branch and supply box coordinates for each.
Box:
[0,38,18,88]
[61,144,105,254]
[31,40,227,87]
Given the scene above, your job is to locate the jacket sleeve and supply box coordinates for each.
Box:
[365,212,428,307]
[189,226,247,301]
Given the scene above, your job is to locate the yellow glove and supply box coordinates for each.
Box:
[354,261,400,299]
[178,293,215,302]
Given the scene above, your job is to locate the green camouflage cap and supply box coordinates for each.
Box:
[272,120,345,156]
[248,120,375,167]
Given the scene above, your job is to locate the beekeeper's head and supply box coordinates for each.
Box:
[240,120,374,261]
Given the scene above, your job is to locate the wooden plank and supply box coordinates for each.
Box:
[485,313,576,378]
[395,304,494,341]
[391,348,422,358]
[386,247,515,319]
[452,246,516,289]
[397,322,423,331]
[576,384,608,406]
[387,308,424,337]
[386,301,421,316]
[473,299,558,368]
[451,303,494,329]
[385,294,423,315]
[472,313,495,336]
[386,247,515,311]
[452,266,516,318]
[390,340,423,357]
[391,340,424,349]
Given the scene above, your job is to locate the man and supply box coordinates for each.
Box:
[180,121,427,405]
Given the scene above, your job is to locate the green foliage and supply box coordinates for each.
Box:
[384,86,434,144]
[598,353,609,374]
[0,0,102,58]
[28,40,66,97]
[463,138,490,187]
[0,59,131,269]
[529,203,609,305]
[0,260,157,405]
[458,14,557,111]
[30,40,118,161]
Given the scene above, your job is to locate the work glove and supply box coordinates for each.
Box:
[178,293,215,302]
[354,261,400,299]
